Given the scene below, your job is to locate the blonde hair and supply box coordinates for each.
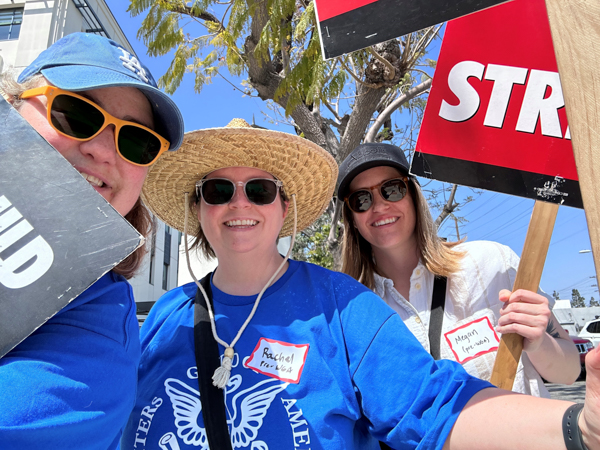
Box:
[0,69,46,106]
[0,69,152,279]
[341,178,465,290]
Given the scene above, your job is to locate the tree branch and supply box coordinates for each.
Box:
[158,0,221,24]
[435,184,459,228]
[242,4,328,149]
[340,58,382,89]
[406,25,442,68]
[364,78,432,143]
[321,96,342,122]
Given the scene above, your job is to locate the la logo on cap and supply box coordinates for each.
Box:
[118,48,149,84]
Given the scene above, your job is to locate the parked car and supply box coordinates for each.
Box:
[571,335,594,379]
[578,318,600,348]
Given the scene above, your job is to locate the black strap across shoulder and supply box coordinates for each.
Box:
[380,275,447,450]
[194,272,445,450]
[428,275,447,361]
[193,273,233,450]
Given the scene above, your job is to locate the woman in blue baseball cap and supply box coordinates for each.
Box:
[337,142,579,400]
[0,33,184,449]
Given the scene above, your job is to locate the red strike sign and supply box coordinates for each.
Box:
[413,0,581,208]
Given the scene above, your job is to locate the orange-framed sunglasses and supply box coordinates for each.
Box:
[20,86,170,167]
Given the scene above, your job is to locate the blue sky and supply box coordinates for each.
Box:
[105,1,598,302]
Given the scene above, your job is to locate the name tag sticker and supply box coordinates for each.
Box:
[244,338,309,384]
[444,317,500,364]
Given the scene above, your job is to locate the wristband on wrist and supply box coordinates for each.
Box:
[563,403,589,450]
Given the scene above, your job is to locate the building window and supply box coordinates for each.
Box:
[162,263,169,291]
[0,8,23,41]
[148,251,155,285]
[162,225,171,290]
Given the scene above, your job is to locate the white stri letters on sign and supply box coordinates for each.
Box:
[439,62,569,139]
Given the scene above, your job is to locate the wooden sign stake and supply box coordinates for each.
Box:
[490,200,558,389]
[544,0,600,284]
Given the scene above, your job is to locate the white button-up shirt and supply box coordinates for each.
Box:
[373,240,551,397]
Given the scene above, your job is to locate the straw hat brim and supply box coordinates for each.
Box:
[142,126,338,238]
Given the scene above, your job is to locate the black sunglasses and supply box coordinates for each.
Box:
[20,86,169,166]
[345,177,409,213]
[196,178,284,206]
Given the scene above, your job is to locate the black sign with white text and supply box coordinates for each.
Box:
[0,97,142,358]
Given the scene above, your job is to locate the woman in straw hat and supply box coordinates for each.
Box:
[337,143,579,398]
[122,120,600,450]
[0,33,183,449]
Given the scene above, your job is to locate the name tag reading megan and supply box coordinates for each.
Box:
[444,317,500,364]
[244,337,309,384]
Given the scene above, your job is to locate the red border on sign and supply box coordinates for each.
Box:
[444,316,500,364]
[244,337,310,384]
[314,0,378,21]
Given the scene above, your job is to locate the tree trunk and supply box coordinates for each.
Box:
[337,83,386,162]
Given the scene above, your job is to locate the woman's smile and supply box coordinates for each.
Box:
[372,216,399,227]
[224,219,259,228]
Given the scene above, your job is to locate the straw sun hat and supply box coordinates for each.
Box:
[142,119,338,238]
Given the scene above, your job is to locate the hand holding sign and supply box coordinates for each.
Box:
[497,288,554,353]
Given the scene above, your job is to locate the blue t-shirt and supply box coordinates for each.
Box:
[0,271,141,450]
[122,260,491,449]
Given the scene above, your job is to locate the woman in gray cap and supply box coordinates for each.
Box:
[337,142,579,399]
[0,33,183,449]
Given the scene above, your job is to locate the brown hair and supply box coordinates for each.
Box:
[112,198,154,279]
[1,69,153,279]
[341,178,465,290]
[189,179,289,260]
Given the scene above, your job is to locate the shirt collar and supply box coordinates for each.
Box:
[373,260,427,298]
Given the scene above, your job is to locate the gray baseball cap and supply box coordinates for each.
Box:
[337,143,412,200]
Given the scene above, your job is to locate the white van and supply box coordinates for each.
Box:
[579,318,600,348]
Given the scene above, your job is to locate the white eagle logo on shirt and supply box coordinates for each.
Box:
[164,374,289,449]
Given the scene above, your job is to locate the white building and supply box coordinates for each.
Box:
[0,0,180,317]
[133,221,180,317]
[553,300,600,335]
[0,0,133,71]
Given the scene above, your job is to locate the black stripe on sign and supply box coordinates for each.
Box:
[319,0,508,59]
[410,152,583,209]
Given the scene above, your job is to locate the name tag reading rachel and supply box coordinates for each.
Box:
[245,337,309,384]
[444,317,500,364]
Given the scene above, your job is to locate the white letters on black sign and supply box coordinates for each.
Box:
[0,195,54,289]
[439,61,570,139]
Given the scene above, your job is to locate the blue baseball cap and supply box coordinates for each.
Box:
[18,32,184,151]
